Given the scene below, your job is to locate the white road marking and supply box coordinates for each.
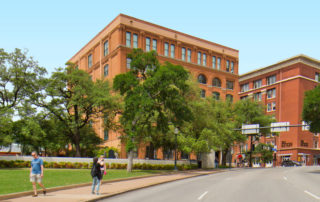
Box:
[283,176,288,180]
[198,191,208,200]
[304,190,320,200]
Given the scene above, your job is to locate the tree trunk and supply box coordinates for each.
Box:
[127,150,133,172]
[221,149,228,166]
[74,131,81,157]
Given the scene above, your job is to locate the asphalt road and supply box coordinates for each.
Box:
[99,166,320,202]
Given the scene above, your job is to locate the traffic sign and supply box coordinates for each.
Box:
[271,122,289,132]
[242,124,259,134]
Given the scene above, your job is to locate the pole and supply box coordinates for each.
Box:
[249,135,253,168]
[174,127,178,171]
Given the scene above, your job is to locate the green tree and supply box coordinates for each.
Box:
[252,143,274,164]
[34,64,120,157]
[113,49,193,172]
[179,97,241,167]
[233,99,275,166]
[0,48,46,146]
[302,85,320,133]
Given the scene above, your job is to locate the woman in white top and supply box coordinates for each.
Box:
[98,155,107,184]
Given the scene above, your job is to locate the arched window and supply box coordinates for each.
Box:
[226,94,233,102]
[198,74,207,84]
[212,78,221,87]
[200,89,206,98]
[212,92,220,100]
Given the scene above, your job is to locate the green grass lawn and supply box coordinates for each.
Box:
[0,168,166,195]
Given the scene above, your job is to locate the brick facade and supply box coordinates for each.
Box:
[69,14,239,160]
[234,55,320,166]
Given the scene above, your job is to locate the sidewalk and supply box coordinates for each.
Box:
[2,170,222,202]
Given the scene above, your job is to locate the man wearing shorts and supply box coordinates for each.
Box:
[30,151,46,197]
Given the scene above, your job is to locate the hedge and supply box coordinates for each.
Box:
[0,160,197,170]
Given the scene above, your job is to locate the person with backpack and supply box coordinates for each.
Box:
[91,157,102,195]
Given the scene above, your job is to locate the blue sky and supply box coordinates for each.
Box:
[1,0,319,75]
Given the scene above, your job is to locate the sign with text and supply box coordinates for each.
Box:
[271,122,289,132]
[302,121,310,131]
[242,124,259,134]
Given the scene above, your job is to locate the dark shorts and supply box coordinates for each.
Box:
[100,170,104,179]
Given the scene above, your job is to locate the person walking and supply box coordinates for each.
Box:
[91,157,102,195]
[98,155,107,181]
[30,151,46,197]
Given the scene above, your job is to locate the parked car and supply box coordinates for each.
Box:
[281,160,302,167]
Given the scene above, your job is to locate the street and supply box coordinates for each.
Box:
[99,166,320,202]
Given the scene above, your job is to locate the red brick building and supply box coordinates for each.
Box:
[235,55,320,166]
[69,14,239,159]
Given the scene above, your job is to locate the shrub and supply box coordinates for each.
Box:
[83,162,89,169]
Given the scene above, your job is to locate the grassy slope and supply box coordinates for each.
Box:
[0,168,164,195]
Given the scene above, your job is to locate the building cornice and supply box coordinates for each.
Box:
[239,75,319,95]
[69,13,239,63]
[240,55,320,82]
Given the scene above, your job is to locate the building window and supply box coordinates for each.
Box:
[267,88,276,99]
[226,80,234,90]
[104,130,109,141]
[133,34,138,48]
[152,39,157,51]
[212,92,220,100]
[164,42,169,56]
[226,60,230,72]
[267,75,276,85]
[267,102,276,112]
[170,44,175,58]
[181,47,186,61]
[197,52,201,65]
[187,49,191,62]
[203,54,207,66]
[217,57,221,70]
[212,56,216,69]
[104,40,109,56]
[126,32,131,47]
[145,37,151,51]
[314,140,318,148]
[200,89,206,98]
[212,78,221,87]
[254,92,262,101]
[253,79,262,89]
[316,72,319,82]
[231,62,234,73]
[198,74,207,84]
[126,57,132,69]
[104,64,109,77]
[226,94,233,102]
[88,54,92,68]
[241,83,249,92]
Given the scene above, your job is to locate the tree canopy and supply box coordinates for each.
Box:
[34,63,120,157]
[0,48,46,147]
[302,85,320,133]
[113,49,193,171]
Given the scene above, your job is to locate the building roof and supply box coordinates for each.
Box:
[240,54,320,82]
[69,14,239,63]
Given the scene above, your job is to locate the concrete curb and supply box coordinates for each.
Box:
[85,170,223,202]
[0,172,174,201]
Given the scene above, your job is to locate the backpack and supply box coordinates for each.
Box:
[91,164,97,177]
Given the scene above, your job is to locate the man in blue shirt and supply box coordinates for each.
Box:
[30,151,46,197]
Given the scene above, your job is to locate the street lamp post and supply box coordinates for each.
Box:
[174,127,179,171]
